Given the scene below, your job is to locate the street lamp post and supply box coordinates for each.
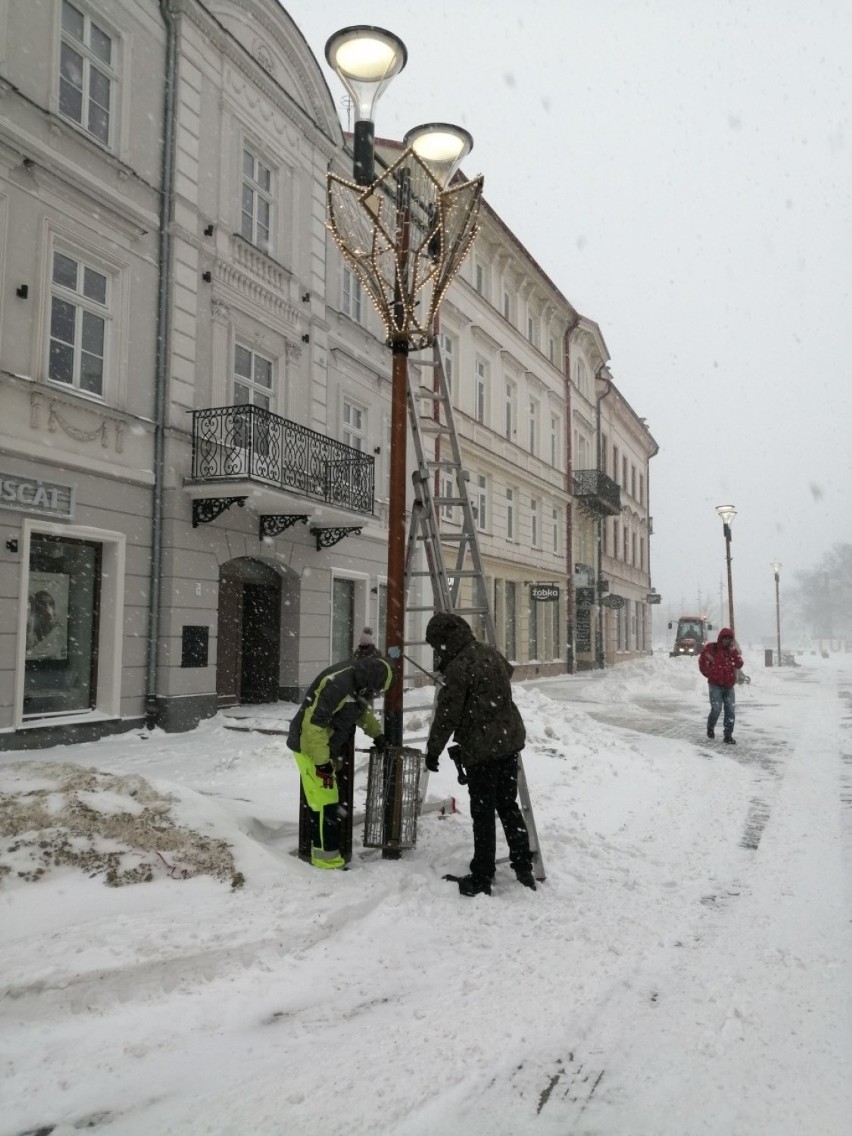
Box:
[325,27,483,852]
[715,504,736,635]
[771,560,782,665]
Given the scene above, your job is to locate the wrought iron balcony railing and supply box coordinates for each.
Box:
[573,469,622,517]
[190,405,375,515]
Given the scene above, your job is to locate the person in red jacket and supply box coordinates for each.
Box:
[698,627,743,744]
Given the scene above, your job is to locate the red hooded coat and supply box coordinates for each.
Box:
[698,627,743,687]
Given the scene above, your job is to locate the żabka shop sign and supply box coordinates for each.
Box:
[0,472,75,520]
[530,584,560,602]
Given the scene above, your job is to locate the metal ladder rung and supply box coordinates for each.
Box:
[417,421,451,434]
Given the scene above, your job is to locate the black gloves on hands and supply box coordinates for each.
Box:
[372,733,389,751]
[316,762,335,790]
[425,752,440,773]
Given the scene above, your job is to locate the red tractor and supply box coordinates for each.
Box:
[669,615,712,657]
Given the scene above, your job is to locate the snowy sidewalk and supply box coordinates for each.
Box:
[0,652,850,1136]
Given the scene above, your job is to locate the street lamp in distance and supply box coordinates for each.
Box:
[715,504,736,635]
[770,560,782,665]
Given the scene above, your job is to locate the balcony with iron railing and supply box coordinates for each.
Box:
[187,405,375,518]
[573,469,622,517]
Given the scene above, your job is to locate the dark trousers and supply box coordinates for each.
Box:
[465,753,533,881]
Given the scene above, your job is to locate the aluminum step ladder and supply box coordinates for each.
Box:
[402,336,546,881]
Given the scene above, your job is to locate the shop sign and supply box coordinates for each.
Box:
[0,472,75,519]
[646,593,662,604]
[601,594,625,609]
[530,584,560,602]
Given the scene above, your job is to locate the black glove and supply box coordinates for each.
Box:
[425,752,440,773]
[316,763,335,790]
[372,733,389,751]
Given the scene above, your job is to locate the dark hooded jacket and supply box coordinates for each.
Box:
[425,613,525,768]
[287,656,393,765]
[698,627,743,688]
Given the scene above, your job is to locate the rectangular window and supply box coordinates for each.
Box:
[639,473,645,506]
[529,398,539,455]
[506,487,514,541]
[552,506,560,554]
[623,455,628,487]
[632,532,637,566]
[59,1,115,145]
[550,416,559,467]
[503,290,512,322]
[331,578,355,661]
[475,359,487,424]
[612,445,619,482]
[233,344,273,410]
[549,337,558,365]
[531,497,539,547]
[441,474,455,522]
[342,399,365,451]
[475,262,485,295]
[439,332,454,389]
[505,580,517,660]
[475,474,487,532]
[640,536,645,571]
[623,524,629,562]
[631,465,637,499]
[600,433,608,472]
[527,315,539,349]
[241,147,273,251]
[48,249,109,397]
[504,380,515,440]
[342,266,362,322]
[24,533,102,717]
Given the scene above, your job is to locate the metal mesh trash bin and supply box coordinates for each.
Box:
[363,746,422,852]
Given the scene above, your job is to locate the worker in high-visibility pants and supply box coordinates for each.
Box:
[287,655,393,869]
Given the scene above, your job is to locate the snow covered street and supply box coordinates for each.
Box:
[1,651,850,1136]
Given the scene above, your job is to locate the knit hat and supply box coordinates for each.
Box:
[359,627,374,648]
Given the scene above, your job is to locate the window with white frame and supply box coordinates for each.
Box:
[241,147,273,252]
[48,249,109,397]
[552,505,560,554]
[59,1,115,146]
[474,358,487,424]
[342,266,362,322]
[475,474,487,532]
[529,398,539,455]
[530,497,539,547]
[549,336,558,365]
[505,486,515,541]
[527,313,539,349]
[474,261,485,296]
[631,464,637,499]
[441,474,455,521]
[439,332,454,389]
[233,344,273,409]
[504,379,516,440]
[639,472,645,507]
[503,289,513,323]
[342,399,366,450]
[550,415,560,467]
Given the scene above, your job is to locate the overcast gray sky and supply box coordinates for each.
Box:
[285,0,852,642]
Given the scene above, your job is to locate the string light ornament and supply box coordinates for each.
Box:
[327,147,483,351]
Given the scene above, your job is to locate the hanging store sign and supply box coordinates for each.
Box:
[646,593,662,604]
[600,594,625,610]
[0,472,75,520]
[530,584,560,602]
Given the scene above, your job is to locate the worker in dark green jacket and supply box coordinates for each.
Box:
[287,655,392,869]
[424,612,536,896]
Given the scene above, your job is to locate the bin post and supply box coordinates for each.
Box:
[764,648,774,667]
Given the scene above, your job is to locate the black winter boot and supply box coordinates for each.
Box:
[723,735,736,745]
[516,870,537,890]
[707,726,715,739]
[444,873,491,897]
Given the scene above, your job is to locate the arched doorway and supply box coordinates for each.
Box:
[217,558,286,706]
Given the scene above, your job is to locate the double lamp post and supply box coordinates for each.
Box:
[324,27,483,847]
